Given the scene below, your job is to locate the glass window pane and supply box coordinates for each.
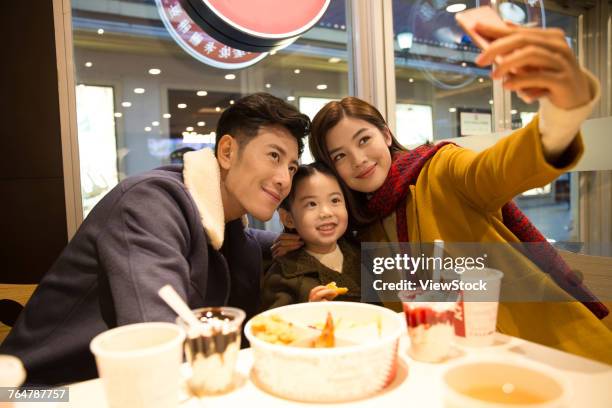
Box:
[71,0,350,221]
[391,0,493,145]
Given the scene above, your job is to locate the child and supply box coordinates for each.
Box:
[260,163,361,310]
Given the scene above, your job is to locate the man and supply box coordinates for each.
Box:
[0,93,309,385]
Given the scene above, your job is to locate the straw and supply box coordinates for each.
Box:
[158,285,201,329]
[432,239,444,284]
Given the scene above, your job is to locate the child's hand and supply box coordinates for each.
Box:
[474,23,591,110]
[308,285,339,302]
[271,232,303,258]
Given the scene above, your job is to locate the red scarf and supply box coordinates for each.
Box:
[367,143,608,319]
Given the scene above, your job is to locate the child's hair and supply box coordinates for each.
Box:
[308,97,406,226]
[280,162,342,212]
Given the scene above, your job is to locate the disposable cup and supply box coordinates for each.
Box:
[176,307,245,396]
[400,291,455,362]
[444,268,504,347]
[90,322,185,408]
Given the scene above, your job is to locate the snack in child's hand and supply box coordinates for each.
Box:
[326,281,348,295]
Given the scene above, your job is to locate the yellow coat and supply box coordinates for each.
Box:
[362,117,612,364]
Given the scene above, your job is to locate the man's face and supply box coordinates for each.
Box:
[223,125,299,221]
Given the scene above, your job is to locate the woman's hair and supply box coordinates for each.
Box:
[308,97,406,226]
[279,162,340,211]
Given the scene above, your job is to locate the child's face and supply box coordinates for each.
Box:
[285,172,348,253]
[325,117,392,193]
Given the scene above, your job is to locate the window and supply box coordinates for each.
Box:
[391,0,494,145]
[71,0,351,222]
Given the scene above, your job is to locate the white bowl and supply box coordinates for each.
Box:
[244,301,403,402]
[443,358,570,408]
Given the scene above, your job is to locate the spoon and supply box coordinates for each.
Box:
[158,284,201,331]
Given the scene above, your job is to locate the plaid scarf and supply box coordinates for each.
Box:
[367,143,608,319]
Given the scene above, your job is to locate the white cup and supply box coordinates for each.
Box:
[0,355,26,408]
[446,268,504,347]
[90,322,185,408]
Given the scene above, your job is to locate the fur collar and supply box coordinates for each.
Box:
[182,148,248,250]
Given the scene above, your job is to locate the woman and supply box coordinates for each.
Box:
[277,23,612,363]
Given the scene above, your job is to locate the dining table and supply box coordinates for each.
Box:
[13,329,612,408]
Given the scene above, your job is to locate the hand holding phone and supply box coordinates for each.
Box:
[455,6,506,50]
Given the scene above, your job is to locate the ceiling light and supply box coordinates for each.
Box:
[446,3,467,13]
[225,74,236,80]
[229,100,235,105]
[114,112,122,118]
[449,107,457,113]
[144,127,151,132]
[316,84,327,90]
[265,83,271,89]
[152,121,159,126]
[121,102,132,107]
[148,68,161,75]
[178,103,187,109]
[197,121,205,126]
[294,69,301,74]
[97,28,104,35]
[215,107,221,112]
[134,88,145,94]
[163,113,171,118]
[478,78,484,83]
[287,96,295,101]
[328,57,341,63]
[397,32,414,50]
[196,90,208,96]
[409,78,414,83]
[186,126,194,131]
[85,62,93,67]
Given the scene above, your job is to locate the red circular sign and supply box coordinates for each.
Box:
[179,0,330,52]
[156,0,267,69]
[206,0,329,37]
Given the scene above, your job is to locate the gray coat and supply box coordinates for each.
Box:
[0,162,275,385]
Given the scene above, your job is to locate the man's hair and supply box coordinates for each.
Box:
[215,93,310,156]
[279,162,344,211]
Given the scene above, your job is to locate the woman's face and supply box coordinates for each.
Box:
[325,117,392,193]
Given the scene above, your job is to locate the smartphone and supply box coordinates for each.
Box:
[455,6,505,50]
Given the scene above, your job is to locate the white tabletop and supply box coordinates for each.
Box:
[23,332,611,408]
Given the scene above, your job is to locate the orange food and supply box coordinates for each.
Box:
[326,282,348,295]
[313,312,335,348]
